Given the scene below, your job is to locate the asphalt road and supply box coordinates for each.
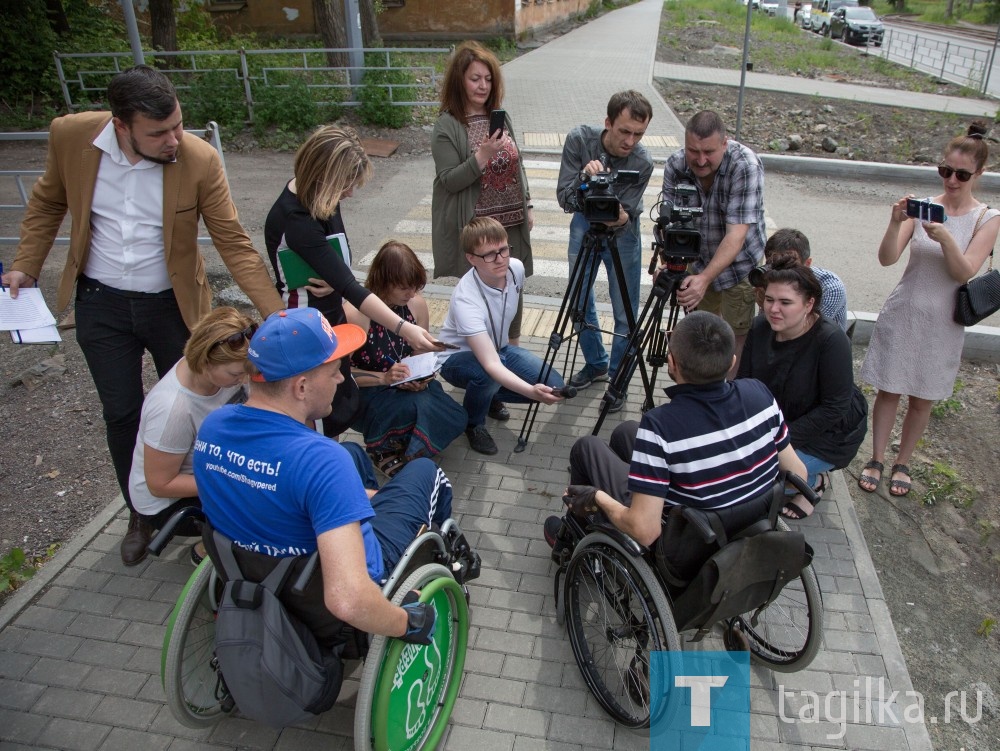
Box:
[221,150,974,320]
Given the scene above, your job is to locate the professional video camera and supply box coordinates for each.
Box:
[651,183,703,267]
[577,169,643,224]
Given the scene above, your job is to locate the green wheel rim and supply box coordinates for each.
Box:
[160,558,212,687]
[371,577,468,751]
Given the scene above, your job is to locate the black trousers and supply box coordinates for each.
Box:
[75,277,190,512]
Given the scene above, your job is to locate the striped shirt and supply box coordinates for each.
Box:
[627,379,790,509]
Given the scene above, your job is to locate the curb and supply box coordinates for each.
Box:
[0,494,124,631]
[831,471,934,751]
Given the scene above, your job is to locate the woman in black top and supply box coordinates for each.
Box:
[264,125,443,437]
[737,257,866,518]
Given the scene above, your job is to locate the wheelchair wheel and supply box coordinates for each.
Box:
[161,559,229,728]
[354,563,469,751]
[726,520,824,672]
[564,533,681,728]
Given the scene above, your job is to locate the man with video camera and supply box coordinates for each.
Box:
[661,110,766,376]
[556,90,655,412]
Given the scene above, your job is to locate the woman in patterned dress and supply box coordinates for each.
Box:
[348,242,467,477]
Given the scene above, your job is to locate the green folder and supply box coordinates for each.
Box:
[277,233,350,290]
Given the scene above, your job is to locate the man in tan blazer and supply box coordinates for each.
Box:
[3,65,283,565]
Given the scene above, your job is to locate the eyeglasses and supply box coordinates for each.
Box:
[470,245,510,264]
[938,163,974,182]
[212,323,258,351]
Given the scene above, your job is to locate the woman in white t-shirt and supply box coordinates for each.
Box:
[128,307,255,541]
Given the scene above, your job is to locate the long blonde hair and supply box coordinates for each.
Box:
[293,125,373,220]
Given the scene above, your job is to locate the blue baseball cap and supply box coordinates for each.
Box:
[248,308,366,382]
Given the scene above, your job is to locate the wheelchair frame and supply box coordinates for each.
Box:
[150,507,480,750]
[551,476,825,728]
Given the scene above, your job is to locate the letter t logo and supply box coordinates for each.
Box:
[675,675,729,726]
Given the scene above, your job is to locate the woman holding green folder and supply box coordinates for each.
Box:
[265,125,444,438]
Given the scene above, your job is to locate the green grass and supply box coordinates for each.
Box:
[872,0,1000,24]
[660,0,969,94]
[914,460,976,508]
[931,379,965,418]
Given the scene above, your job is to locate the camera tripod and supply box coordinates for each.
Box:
[592,260,688,436]
[514,222,644,451]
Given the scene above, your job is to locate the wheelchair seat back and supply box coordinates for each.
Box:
[669,526,813,638]
[652,482,813,639]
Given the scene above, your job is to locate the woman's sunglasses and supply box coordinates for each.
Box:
[938,164,974,182]
[212,323,258,350]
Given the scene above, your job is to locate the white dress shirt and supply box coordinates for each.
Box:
[84,120,171,292]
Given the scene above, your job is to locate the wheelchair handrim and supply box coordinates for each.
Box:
[371,576,468,751]
[160,558,213,686]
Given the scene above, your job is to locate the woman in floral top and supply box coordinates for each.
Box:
[431,42,533,339]
[348,242,467,477]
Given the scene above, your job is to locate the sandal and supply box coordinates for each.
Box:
[372,451,408,479]
[781,472,828,520]
[858,459,883,493]
[889,463,911,497]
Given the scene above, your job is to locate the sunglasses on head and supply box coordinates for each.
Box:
[212,323,258,351]
[938,163,974,182]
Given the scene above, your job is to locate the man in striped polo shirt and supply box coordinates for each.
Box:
[550,311,807,549]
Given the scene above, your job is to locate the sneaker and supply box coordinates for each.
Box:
[544,515,572,562]
[543,516,563,548]
[568,364,610,389]
[488,399,510,421]
[607,394,626,414]
[465,424,498,455]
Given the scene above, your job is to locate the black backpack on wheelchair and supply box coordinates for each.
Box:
[654,482,814,640]
[209,526,345,728]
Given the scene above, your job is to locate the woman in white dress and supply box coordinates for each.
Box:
[858,122,1000,496]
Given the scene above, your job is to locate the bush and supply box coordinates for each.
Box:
[358,57,414,128]
[254,76,323,135]
[183,70,247,131]
[0,0,59,108]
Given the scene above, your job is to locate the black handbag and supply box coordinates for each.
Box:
[953,206,1000,326]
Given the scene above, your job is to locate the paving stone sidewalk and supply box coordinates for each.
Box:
[0,329,931,750]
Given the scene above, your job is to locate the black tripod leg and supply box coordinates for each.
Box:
[515,232,603,452]
[593,271,685,434]
[592,233,651,416]
[593,287,668,434]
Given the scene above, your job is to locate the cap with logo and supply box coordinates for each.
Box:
[248,308,366,382]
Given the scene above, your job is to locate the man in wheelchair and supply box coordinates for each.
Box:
[547,311,808,557]
[193,308,449,650]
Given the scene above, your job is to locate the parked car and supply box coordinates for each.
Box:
[809,0,858,35]
[796,2,813,28]
[830,5,884,46]
[759,0,779,15]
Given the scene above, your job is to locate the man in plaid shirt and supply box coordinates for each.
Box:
[661,110,766,376]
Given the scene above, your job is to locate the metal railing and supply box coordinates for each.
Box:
[879,27,991,93]
[53,46,450,123]
[0,123,225,246]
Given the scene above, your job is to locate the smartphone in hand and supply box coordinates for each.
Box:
[489,109,506,138]
[905,198,947,223]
